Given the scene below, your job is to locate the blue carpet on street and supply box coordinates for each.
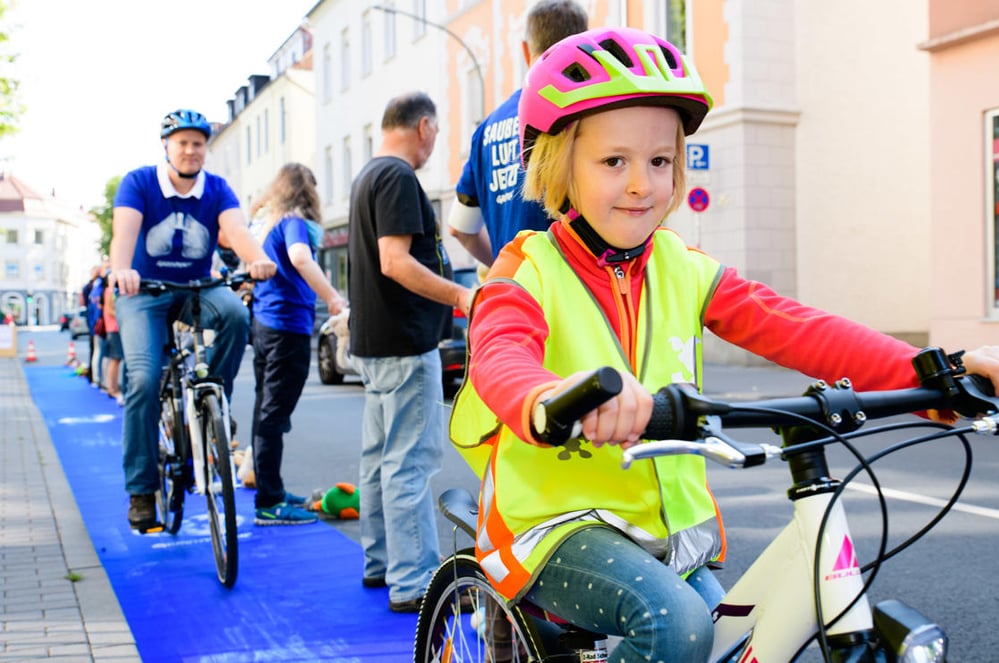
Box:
[25,365,413,662]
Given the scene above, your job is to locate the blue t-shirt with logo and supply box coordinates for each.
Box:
[252,215,320,336]
[455,89,552,259]
[114,165,240,281]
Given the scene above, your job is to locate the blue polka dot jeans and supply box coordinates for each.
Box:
[523,526,722,663]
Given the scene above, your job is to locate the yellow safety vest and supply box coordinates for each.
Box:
[450,228,726,602]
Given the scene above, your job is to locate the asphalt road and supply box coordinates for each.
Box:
[29,327,999,661]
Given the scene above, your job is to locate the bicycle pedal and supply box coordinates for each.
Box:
[138,522,165,534]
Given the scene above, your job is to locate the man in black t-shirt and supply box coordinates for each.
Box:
[347,91,471,613]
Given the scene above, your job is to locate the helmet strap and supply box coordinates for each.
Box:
[568,211,649,267]
[163,149,200,179]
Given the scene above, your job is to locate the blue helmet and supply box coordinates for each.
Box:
[160,109,211,140]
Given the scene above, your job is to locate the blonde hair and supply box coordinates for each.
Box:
[254,162,321,241]
[523,117,688,222]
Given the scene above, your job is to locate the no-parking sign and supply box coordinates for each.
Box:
[688,187,710,212]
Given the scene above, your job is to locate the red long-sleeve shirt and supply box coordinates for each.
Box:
[468,221,920,440]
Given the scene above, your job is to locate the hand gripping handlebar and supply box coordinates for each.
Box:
[531,347,999,453]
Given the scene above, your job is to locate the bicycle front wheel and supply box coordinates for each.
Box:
[414,553,543,663]
[156,382,187,534]
[199,392,238,588]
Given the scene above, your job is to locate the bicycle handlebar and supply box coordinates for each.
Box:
[532,347,999,457]
[136,272,254,295]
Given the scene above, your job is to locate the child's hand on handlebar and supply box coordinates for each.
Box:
[960,345,999,395]
[538,369,653,450]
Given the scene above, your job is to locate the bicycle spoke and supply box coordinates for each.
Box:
[156,384,185,534]
[415,554,538,663]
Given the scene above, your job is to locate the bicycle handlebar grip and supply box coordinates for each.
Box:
[532,367,623,446]
[644,389,680,440]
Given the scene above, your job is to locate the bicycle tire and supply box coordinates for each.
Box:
[156,377,187,534]
[414,552,544,663]
[199,392,238,588]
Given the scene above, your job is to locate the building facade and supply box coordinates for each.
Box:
[208,0,996,366]
[0,173,100,325]
[922,1,999,353]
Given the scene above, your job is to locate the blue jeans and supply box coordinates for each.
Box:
[117,286,249,495]
[250,320,311,509]
[354,350,444,604]
[524,526,723,663]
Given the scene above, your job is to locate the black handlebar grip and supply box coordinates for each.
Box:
[532,367,623,445]
[644,389,679,440]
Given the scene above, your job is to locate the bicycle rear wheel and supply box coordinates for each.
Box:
[414,553,543,663]
[156,381,187,534]
[199,392,238,588]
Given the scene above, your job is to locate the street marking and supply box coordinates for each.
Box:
[847,482,999,520]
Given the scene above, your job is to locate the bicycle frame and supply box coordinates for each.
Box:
[176,321,232,495]
[710,487,871,661]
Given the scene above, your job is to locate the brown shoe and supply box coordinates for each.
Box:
[389,596,423,613]
[127,494,157,530]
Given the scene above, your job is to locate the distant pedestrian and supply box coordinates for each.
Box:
[347,91,472,611]
[101,282,124,406]
[108,108,276,531]
[250,162,346,526]
[447,0,588,266]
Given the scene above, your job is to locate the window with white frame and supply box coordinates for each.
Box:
[323,42,333,101]
[256,115,262,156]
[324,146,334,203]
[341,27,351,92]
[279,97,286,144]
[246,126,252,164]
[412,0,427,39]
[383,0,397,60]
[656,0,688,54]
[362,12,373,77]
[33,229,43,244]
[5,229,16,244]
[988,109,999,309]
[342,136,353,198]
[264,109,270,153]
[466,68,484,134]
[363,124,373,162]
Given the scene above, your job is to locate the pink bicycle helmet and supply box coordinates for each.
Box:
[519,26,713,165]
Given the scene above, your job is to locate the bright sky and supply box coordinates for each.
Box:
[2,0,317,209]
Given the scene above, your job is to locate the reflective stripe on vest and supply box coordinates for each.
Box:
[451,228,725,601]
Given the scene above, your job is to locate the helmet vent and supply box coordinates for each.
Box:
[598,38,634,68]
[657,46,678,71]
[562,62,591,83]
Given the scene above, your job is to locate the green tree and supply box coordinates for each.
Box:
[90,175,120,256]
[0,0,23,139]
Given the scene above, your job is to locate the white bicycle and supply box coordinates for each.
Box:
[414,347,998,662]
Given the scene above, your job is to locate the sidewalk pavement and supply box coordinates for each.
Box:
[0,343,812,663]
[0,356,140,662]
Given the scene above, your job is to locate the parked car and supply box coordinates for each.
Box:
[317,267,479,385]
[69,306,90,339]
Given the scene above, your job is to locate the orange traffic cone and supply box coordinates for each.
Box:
[25,340,37,363]
[65,340,79,366]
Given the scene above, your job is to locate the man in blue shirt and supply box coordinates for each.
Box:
[447,0,588,266]
[108,109,276,531]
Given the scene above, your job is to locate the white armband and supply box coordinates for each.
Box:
[447,200,486,234]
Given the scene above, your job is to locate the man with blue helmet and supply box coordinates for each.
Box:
[108,108,276,531]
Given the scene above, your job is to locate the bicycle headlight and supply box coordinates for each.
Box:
[873,599,948,663]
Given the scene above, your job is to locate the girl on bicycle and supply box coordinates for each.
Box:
[451,26,999,661]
